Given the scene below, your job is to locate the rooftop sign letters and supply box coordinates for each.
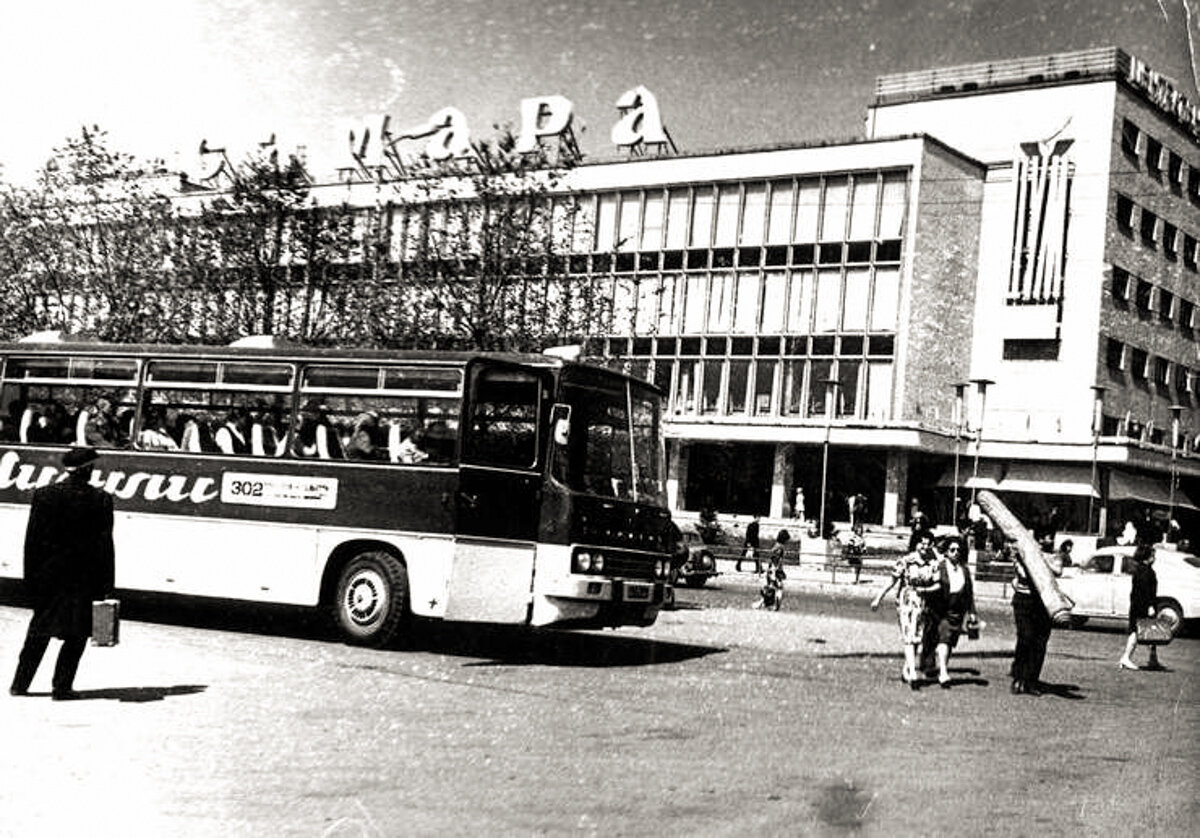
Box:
[341,85,672,182]
[1126,55,1200,140]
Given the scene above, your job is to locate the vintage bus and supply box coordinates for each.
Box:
[0,337,675,646]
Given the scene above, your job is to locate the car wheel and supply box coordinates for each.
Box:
[333,551,409,647]
[1154,600,1184,636]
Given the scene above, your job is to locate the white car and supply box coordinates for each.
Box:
[1059,545,1200,635]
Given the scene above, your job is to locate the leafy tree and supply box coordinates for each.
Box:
[0,126,178,342]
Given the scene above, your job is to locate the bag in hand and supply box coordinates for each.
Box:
[91,599,120,647]
[1135,616,1173,646]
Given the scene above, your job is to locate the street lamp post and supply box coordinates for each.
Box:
[968,378,994,510]
[1088,386,1106,534]
[952,383,967,528]
[818,378,841,542]
[1169,404,1184,536]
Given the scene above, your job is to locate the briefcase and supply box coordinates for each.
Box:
[91,599,120,647]
[1135,616,1172,646]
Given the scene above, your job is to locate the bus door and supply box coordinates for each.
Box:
[444,362,548,623]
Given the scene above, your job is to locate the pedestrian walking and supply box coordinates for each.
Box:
[871,529,940,686]
[10,447,115,700]
[1119,544,1163,671]
[738,515,761,572]
[1010,540,1063,695]
[754,529,790,610]
[925,535,977,689]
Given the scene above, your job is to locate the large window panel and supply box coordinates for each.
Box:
[572,195,597,252]
[658,274,681,333]
[690,188,714,248]
[714,185,740,247]
[741,183,766,245]
[787,270,814,332]
[642,192,664,251]
[611,277,637,335]
[726,360,750,414]
[595,193,618,252]
[821,177,849,241]
[795,178,821,242]
[807,359,834,416]
[870,267,900,331]
[814,269,841,332]
[674,359,697,414]
[865,361,893,420]
[753,360,776,415]
[733,272,760,334]
[849,177,878,240]
[879,173,907,239]
[618,191,641,252]
[761,271,787,333]
[701,361,722,415]
[665,189,689,249]
[635,276,660,334]
[767,180,794,244]
[842,268,870,331]
[707,273,732,332]
[836,360,861,417]
[784,360,806,416]
[683,274,708,333]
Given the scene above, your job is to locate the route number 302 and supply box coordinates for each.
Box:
[228,480,265,498]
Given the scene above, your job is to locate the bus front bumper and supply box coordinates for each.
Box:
[529,577,669,627]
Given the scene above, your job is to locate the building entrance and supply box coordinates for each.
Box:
[684,442,774,516]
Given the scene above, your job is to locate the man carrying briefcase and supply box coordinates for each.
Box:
[10,446,116,701]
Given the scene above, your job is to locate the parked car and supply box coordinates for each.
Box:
[1058,545,1200,635]
[672,525,720,588]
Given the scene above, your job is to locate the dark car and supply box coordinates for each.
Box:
[671,525,720,588]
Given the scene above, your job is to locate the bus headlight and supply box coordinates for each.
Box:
[592,553,605,572]
[575,551,592,572]
[657,559,670,578]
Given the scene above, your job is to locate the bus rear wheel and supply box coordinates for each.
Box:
[333,551,409,647]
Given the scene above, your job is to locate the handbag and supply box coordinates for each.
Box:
[1135,616,1173,646]
[91,599,121,647]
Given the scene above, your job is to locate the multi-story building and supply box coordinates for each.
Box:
[573,46,1200,539]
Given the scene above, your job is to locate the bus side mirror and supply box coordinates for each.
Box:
[552,404,571,446]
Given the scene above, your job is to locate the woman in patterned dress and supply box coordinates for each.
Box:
[871,529,940,685]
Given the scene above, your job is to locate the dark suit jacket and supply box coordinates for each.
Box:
[24,474,115,638]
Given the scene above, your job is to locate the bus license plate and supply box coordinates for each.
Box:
[624,583,651,601]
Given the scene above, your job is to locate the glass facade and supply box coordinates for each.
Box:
[585,170,908,421]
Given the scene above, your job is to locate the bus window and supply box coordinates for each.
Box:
[0,356,139,448]
[463,367,541,468]
[141,360,295,456]
[553,379,667,505]
[300,364,462,465]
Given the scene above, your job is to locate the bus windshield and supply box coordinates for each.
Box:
[553,377,666,506]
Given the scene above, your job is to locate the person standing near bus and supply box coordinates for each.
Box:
[10,447,115,700]
[738,515,761,573]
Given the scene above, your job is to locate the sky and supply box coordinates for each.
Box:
[0,0,1196,185]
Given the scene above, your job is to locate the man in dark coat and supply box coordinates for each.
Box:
[10,447,115,700]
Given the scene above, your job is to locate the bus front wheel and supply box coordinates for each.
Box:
[333,551,409,647]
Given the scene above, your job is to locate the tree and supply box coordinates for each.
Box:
[0,126,179,342]
[385,131,597,351]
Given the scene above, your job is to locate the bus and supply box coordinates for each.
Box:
[0,337,675,646]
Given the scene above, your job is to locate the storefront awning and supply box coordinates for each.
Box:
[937,462,1097,496]
[1108,471,1200,511]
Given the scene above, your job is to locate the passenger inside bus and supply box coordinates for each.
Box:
[137,406,179,451]
[214,408,251,455]
[393,426,429,464]
[344,411,384,460]
[292,400,343,459]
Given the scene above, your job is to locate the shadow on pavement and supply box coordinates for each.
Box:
[19,685,208,703]
[430,623,726,668]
